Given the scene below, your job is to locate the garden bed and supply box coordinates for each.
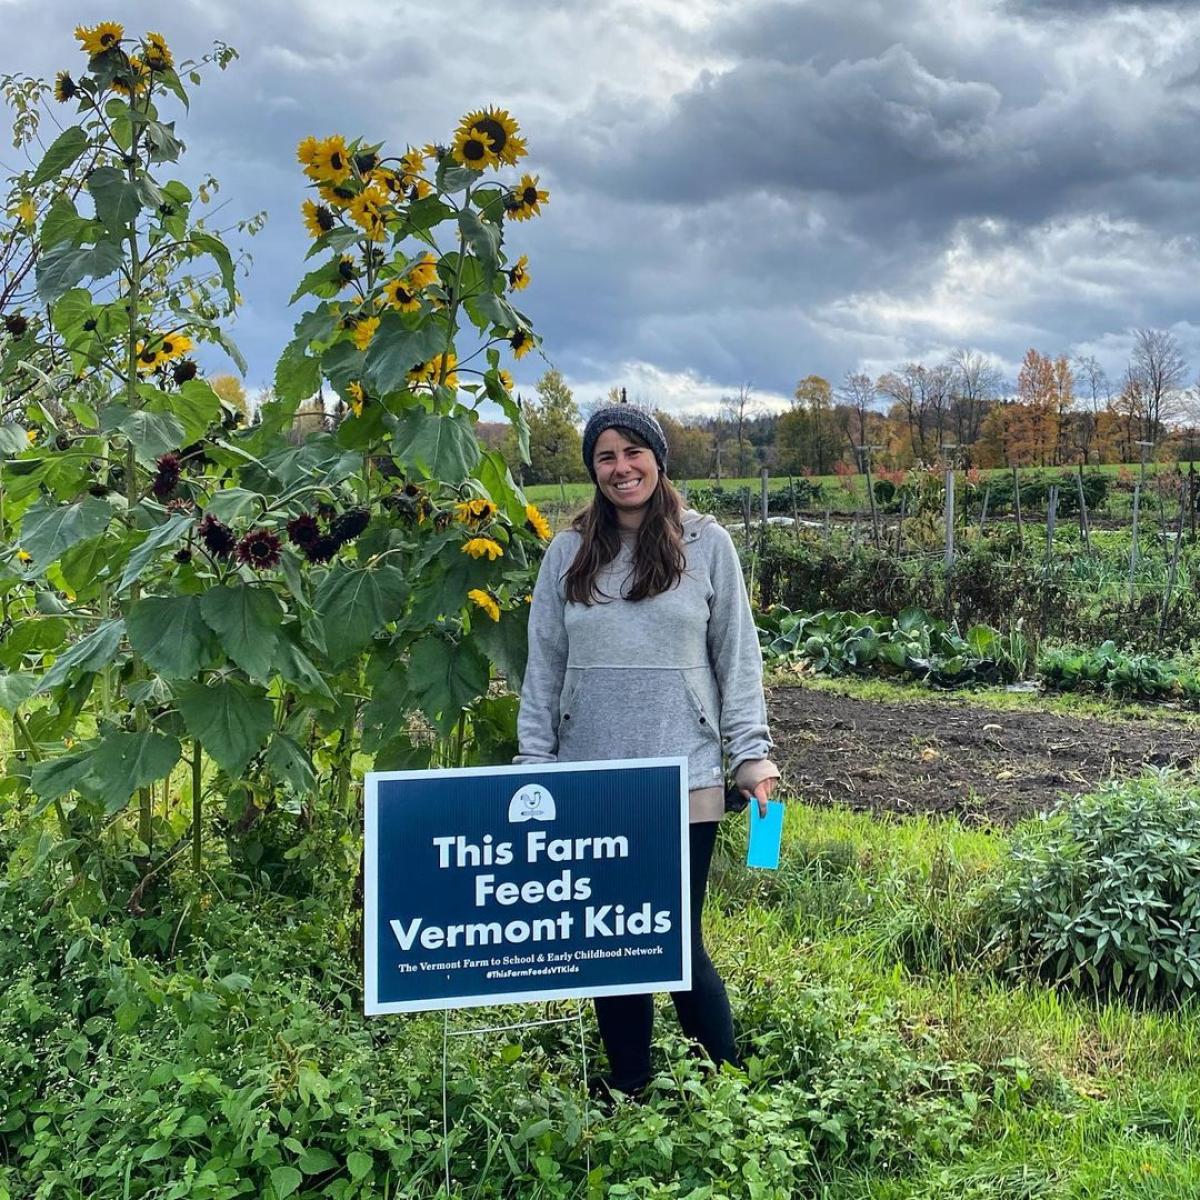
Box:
[769,683,1197,825]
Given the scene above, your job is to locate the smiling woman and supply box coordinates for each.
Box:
[516,403,781,1102]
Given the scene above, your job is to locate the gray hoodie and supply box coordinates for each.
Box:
[516,509,774,793]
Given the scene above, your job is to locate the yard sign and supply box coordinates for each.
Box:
[364,758,691,1014]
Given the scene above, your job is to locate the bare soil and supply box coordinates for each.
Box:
[768,685,1198,825]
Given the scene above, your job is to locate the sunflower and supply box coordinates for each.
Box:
[454,497,497,524]
[400,147,427,177]
[406,252,439,290]
[467,588,501,622]
[347,184,389,241]
[16,549,32,564]
[110,57,149,97]
[509,328,534,360]
[347,380,366,416]
[198,514,236,558]
[54,71,78,103]
[75,21,123,55]
[143,31,173,71]
[318,183,356,208]
[135,341,160,372]
[380,278,421,313]
[407,359,434,387]
[497,369,514,392]
[461,536,504,561]
[302,199,335,239]
[457,107,527,167]
[297,136,320,169]
[428,352,458,389]
[4,314,27,337]
[525,503,552,541]
[236,528,283,571]
[156,332,193,363]
[451,125,497,172]
[304,135,352,186]
[10,197,34,227]
[505,174,549,222]
[336,255,357,288]
[507,254,530,291]
[351,315,379,351]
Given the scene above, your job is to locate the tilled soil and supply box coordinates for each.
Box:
[768,684,1198,825]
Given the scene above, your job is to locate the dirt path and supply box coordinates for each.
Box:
[768,685,1198,825]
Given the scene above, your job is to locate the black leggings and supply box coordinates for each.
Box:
[593,820,736,1093]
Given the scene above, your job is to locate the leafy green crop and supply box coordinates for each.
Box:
[1039,641,1200,703]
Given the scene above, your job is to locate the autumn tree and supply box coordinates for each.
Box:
[507,369,585,484]
[1129,328,1188,445]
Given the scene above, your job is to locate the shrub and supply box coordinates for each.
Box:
[988,773,1200,1000]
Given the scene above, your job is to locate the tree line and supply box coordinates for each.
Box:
[498,331,1200,485]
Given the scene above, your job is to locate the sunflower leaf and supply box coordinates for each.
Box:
[89,729,182,815]
[175,678,274,779]
[30,126,89,188]
[36,239,124,304]
[20,495,113,569]
[390,408,480,483]
[190,231,236,307]
[406,636,490,736]
[364,314,448,396]
[457,210,500,282]
[38,618,126,693]
[87,166,143,235]
[198,584,283,682]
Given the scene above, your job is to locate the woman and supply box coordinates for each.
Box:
[516,405,780,1100]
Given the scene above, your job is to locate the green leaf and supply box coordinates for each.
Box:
[202,488,262,524]
[0,424,30,456]
[274,339,322,405]
[270,1165,303,1200]
[391,408,480,483]
[90,729,181,815]
[146,379,220,443]
[407,636,490,736]
[175,678,274,779]
[346,1151,373,1182]
[298,1147,339,1175]
[313,564,406,661]
[117,513,194,593]
[38,618,125,693]
[109,407,187,464]
[36,240,124,303]
[30,125,89,188]
[190,231,237,307]
[0,672,38,713]
[266,734,317,795]
[199,584,282,682]
[473,450,526,523]
[274,634,333,702]
[87,166,142,234]
[126,596,217,678]
[363,314,447,395]
[473,606,529,694]
[40,195,86,250]
[457,210,500,280]
[30,749,98,808]
[51,288,96,339]
[20,495,112,569]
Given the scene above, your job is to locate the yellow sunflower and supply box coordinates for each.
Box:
[347,380,366,417]
[400,147,427,177]
[54,71,78,103]
[336,256,357,289]
[17,549,32,564]
[351,316,379,351]
[407,359,434,386]
[498,369,514,392]
[406,252,439,291]
[304,135,352,186]
[429,352,458,389]
[156,332,192,363]
[461,537,504,561]
[302,199,336,239]
[11,197,35,227]
[142,31,173,71]
[110,57,149,97]
[457,107,527,167]
[297,136,320,169]
[451,125,498,172]
[347,184,389,242]
[75,21,123,55]
[507,254,530,291]
[318,182,355,208]
[467,588,501,622]
[509,328,534,360]
[506,174,549,222]
[454,497,497,524]
[135,341,160,372]
[380,277,421,313]
[525,503,552,540]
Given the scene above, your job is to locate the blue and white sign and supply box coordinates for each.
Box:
[364,758,691,1014]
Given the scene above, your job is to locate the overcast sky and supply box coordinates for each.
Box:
[9,0,1200,416]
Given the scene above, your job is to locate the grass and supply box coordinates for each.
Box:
[767,669,1200,726]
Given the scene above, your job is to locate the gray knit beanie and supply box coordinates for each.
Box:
[581,406,669,483]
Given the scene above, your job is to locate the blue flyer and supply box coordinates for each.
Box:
[747,800,784,870]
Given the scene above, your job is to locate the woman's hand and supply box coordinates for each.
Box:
[741,774,778,820]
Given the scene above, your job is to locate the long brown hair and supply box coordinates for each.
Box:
[563,429,687,605]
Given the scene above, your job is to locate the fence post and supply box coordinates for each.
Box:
[742,488,751,551]
[896,494,907,554]
[1075,465,1092,558]
[760,467,770,531]
[789,474,800,538]
[823,506,830,543]
[944,467,955,568]
[1129,482,1141,601]
[978,486,991,536]
[1012,465,1023,552]
[1045,485,1058,567]
[1190,460,1198,544]
[1157,504,1186,648]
